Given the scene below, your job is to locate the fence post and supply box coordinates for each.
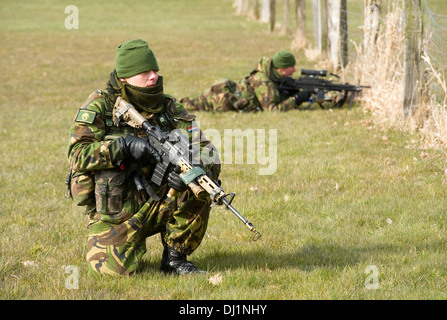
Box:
[251,0,260,20]
[260,0,270,22]
[293,0,307,49]
[269,0,276,32]
[260,0,276,31]
[281,0,292,35]
[312,0,328,57]
[363,0,381,53]
[327,0,348,69]
[403,0,423,117]
[340,0,348,68]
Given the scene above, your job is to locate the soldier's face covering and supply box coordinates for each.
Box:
[104,70,165,114]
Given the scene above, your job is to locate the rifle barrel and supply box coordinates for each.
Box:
[222,196,261,240]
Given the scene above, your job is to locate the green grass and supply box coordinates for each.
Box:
[1,0,446,300]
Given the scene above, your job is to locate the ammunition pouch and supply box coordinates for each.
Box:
[94,168,126,215]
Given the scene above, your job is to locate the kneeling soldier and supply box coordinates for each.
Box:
[67,39,220,276]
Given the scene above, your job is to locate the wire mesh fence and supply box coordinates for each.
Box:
[423,0,447,70]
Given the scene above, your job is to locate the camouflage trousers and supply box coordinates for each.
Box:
[181,78,257,113]
[86,188,211,276]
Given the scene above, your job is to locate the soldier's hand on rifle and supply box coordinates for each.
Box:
[118,135,161,163]
[293,89,314,105]
[281,76,295,87]
[167,166,188,192]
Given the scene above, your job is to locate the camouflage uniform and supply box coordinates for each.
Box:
[181,57,298,112]
[68,73,219,276]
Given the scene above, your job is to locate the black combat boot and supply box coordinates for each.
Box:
[160,245,206,275]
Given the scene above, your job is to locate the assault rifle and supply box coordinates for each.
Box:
[112,97,261,240]
[276,69,370,109]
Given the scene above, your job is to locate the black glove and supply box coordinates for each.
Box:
[281,76,296,87]
[293,89,314,106]
[118,135,161,163]
[167,166,188,192]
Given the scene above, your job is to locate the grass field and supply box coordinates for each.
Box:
[0,0,446,300]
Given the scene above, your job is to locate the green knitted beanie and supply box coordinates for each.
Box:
[272,51,296,68]
[115,39,159,78]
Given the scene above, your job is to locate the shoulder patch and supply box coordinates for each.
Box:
[75,109,97,124]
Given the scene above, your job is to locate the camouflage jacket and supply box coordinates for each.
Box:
[238,56,297,112]
[67,90,219,223]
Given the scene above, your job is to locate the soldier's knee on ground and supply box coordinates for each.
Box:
[86,218,146,276]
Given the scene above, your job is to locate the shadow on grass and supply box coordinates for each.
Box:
[137,239,445,274]
[191,240,446,272]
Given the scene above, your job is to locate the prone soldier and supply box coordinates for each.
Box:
[180,50,313,112]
